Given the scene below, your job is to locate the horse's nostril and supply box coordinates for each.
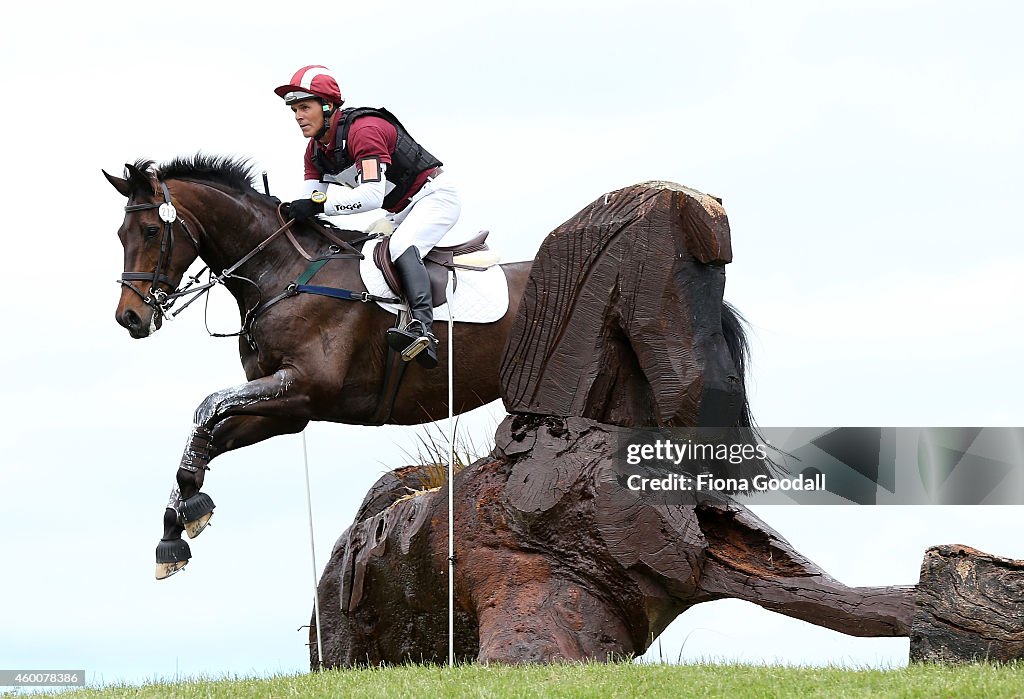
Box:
[124,309,141,328]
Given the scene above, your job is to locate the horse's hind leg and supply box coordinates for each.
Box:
[692,501,915,637]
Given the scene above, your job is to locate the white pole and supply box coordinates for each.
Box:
[447,273,456,667]
[303,430,324,670]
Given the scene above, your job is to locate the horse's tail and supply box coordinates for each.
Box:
[721,301,783,480]
[721,301,752,431]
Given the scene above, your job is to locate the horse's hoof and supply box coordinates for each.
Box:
[155,560,188,580]
[184,512,213,539]
[181,493,216,539]
[155,538,191,580]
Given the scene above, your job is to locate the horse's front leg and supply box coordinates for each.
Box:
[156,370,313,579]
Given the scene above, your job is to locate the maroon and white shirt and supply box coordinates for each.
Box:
[301,112,432,214]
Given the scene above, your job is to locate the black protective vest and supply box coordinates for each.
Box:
[311,107,443,210]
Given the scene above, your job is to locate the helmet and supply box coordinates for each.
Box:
[274,65,344,106]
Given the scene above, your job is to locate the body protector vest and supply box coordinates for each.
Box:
[311,107,443,211]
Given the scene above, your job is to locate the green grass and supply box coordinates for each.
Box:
[24,661,1024,699]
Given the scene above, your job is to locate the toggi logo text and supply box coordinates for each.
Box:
[334,202,363,212]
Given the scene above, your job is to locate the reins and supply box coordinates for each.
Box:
[119,181,390,342]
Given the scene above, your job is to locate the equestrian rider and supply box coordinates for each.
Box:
[276,64,460,369]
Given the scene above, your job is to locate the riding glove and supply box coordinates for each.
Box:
[287,196,325,222]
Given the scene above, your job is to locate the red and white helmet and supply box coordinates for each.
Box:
[274,65,344,106]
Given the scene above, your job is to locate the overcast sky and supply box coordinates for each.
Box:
[1,0,1022,687]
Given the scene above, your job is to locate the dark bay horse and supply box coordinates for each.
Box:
[104,155,533,579]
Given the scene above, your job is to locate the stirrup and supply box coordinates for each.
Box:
[414,332,439,369]
[401,335,432,362]
[385,325,438,366]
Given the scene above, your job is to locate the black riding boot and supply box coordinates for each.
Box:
[386,247,439,369]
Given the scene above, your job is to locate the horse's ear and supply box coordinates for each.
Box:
[124,163,155,197]
[103,169,131,198]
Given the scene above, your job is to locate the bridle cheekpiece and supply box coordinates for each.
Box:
[119,180,203,318]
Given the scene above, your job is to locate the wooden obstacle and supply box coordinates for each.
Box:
[911,545,1024,663]
[309,182,1024,666]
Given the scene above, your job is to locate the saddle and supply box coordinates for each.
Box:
[373,231,496,307]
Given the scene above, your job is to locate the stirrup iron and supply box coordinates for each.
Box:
[401,335,431,362]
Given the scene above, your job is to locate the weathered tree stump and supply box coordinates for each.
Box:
[910,545,1024,663]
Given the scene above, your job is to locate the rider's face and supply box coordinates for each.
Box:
[291,99,326,139]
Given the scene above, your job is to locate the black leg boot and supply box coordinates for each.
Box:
[386,246,439,369]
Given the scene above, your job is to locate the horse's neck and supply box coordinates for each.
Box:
[175,182,316,300]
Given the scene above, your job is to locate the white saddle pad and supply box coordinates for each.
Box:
[359,239,510,323]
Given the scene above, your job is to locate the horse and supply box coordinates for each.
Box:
[104,154,533,579]
[105,158,755,585]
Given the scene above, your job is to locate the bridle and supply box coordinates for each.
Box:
[119,180,204,319]
[117,178,371,336]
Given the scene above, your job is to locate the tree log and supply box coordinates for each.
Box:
[910,545,1024,663]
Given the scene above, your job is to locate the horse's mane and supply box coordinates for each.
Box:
[119,153,282,208]
[128,153,365,241]
[156,153,260,194]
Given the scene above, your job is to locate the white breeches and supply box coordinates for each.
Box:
[388,172,462,261]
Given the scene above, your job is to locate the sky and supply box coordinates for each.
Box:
[1,0,1023,688]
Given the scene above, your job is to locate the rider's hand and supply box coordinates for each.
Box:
[287,195,325,222]
[364,217,395,236]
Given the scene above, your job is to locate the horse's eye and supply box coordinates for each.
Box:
[144,225,160,239]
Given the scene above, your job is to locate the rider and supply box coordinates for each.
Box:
[276,64,460,369]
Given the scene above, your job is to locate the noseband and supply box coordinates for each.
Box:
[119,180,203,318]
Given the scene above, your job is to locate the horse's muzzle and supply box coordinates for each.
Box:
[117,305,162,338]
